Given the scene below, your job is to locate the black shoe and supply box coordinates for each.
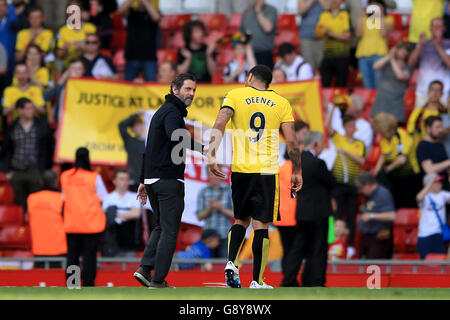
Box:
[149,280,174,289]
[133,267,152,288]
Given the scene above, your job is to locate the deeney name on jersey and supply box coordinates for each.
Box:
[245,96,277,108]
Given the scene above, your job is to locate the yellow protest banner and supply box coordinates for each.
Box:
[55,78,324,165]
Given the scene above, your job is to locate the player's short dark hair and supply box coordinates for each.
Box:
[249,65,272,88]
[424,115,442,128]
[170,73,196,94]
[15,97,33,109]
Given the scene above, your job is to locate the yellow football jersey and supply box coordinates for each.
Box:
[15,29,54,52]
[221,86,294,174]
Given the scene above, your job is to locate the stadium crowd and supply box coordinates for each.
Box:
[0,0,449,274]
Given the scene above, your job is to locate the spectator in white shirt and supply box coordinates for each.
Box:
[416,173,450,259]
[346,94,373,152]
[102,168,142,257]
[274,42,314,82]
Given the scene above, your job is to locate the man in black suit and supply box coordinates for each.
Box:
[281,131,336,287]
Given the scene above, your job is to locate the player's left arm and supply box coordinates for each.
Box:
[281,121,303,192]
[207,107,234,178]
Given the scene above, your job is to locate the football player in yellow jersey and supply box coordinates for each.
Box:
[206,65,303,289]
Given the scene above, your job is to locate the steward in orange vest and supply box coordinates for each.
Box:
[60,167,106,234]
[28,170,67,256]
[60,147,107,287]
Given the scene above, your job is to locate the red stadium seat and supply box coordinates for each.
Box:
[217,49,235,67]
[347,69,363,87]
[403,89,416,119]
[169,30,185,49]
[425,253,447,261]
[110,29,127,52]
[197,14,227,31]
[113,49,126,72]
[0,225,31,249]
[395,208,419,227]
[388,29,409,48]
[205,30,225,46]
[228,13,242,32]
[0,249,33,258]
[157,49,178,65]
[212,69,224,84]
[159,14,192,31]
[408,68,418,89]
[111,12,125,30]
[277,14,297,30]
[388,13,404,30]
[100,49,112,57]
[0,205,23,226]
[0,183,15,205]
[394,227,418,253]
[275,30,300,49]
[404,14,411,30]
[351,88,377,110]
[176,223,202,252]
[392,253,420,260]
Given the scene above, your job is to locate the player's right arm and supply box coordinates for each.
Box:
[281,121,303,192]
[207,107,234,178]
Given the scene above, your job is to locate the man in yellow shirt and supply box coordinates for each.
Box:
[206,65,303,289]
[315,0,351,87]
[15,7,54,62]
[2,63,45,119]
[56,3,96,68]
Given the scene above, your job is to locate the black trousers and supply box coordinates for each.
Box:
[320,56,349,87]
[277,226,296,275]
[281,217,329,287]
[66,233,102,287]
[332,183,358,246]
[140,179,185,283]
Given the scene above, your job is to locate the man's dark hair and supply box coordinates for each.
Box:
[294,120,309,132]
[354,172,377,188]
[342,115,357,125]
[249,65,272,88]
[74,147,91,172]
[278,42,296,57]
[424,115,442,128]
[428,80,444,91]
[15,97,32,109]
[182,20,206,47]
[113,168,130,180]
[29,6,44,16]
[170,73,196,94]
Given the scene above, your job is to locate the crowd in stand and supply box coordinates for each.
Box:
[0,0,449,264]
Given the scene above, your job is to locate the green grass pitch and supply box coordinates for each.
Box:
[0,287,449,300]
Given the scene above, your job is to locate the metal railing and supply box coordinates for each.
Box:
[0,257,449,274]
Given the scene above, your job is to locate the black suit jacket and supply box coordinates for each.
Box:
[296,150,336,221]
